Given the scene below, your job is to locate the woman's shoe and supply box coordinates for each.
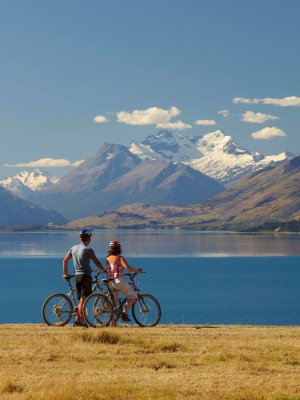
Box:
[121,313,131,322]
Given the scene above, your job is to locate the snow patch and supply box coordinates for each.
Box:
[129,129,294,185]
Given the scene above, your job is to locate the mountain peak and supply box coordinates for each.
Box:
[129,129,294,184]
[0,169,59,197]
[201,129,225,139]
[91,143,139,165]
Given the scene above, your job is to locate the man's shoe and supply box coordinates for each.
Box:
[73,320,83,327]
[121,313,131,322]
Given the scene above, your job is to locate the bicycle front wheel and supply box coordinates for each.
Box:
[132,294,161,327]
[42,293,73,326]
[84,294,114,327]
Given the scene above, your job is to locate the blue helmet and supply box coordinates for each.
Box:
[79,228,93,237]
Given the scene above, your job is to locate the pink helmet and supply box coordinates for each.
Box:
[109,240,121,248]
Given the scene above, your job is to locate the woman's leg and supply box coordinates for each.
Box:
[123,298,137,315]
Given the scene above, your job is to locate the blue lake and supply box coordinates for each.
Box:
[0,231,299,325]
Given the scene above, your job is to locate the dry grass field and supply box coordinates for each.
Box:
[0,324,299,400]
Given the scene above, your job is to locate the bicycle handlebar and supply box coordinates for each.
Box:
[62,275,75,280]
[64,270,144,280]
[90,269,144,277]
[124,271,145,279]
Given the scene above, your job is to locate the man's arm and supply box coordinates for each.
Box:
[63,252,72,276]
[91,256,106,273]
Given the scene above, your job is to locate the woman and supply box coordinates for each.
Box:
[106,240,142,322]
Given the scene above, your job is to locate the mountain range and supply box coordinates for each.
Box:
[130,130,293,185]
[30,143,224,220]
[0,129,298,229]
[66,155,300,230]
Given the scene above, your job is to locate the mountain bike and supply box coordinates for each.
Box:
[42,269,106,326]
[83,272,161,328]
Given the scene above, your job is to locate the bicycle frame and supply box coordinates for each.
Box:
[64,278,78,306]
[64,270,105,305]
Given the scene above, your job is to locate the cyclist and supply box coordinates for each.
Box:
[106,240,142,322]
[63,229,106,327]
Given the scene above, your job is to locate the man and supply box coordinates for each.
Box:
[63,229,106,327]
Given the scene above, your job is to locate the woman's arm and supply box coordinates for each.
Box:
[120,256,142,273]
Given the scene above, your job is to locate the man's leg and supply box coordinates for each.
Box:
[77,296,86,324]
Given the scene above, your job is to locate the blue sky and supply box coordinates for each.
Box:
[1,0,300,177]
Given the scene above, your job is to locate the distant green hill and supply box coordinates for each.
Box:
[241,220,300,233]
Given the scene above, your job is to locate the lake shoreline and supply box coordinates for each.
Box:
[0,226,300,235]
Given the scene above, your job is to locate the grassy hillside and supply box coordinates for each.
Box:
[0,325,299,399]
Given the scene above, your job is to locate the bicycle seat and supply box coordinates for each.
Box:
[101,279,110,284]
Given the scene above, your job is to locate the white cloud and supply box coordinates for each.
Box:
[218,110,230,117]
[241,111,279,123]
[94,115,109,123]
[233,98,260,104]
[262,96,300,106]
[117,106,180,125]
[195,119,217,126]
[157,121,192,130]
[116,106,191,130]
[4,158,85,168]
[251,127,287,140]
[233,96,300,107]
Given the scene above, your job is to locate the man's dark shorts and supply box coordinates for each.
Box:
[75,274,92,300]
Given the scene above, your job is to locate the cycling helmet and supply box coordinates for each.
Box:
[110,240,121,248]
[79,228,93,237]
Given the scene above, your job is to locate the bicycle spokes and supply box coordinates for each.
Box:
[132,294,161,327]
[42,294,73,326]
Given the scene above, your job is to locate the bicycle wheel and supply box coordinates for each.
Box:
[84,294,114,327]
[132,294,161,327]
[42,293,73,326]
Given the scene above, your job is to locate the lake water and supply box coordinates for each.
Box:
[0,231,299,325]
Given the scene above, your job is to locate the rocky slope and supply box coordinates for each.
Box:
[0,186,66,227]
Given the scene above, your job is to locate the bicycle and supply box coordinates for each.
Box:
[42,269,106,326]
[83,272,161,328]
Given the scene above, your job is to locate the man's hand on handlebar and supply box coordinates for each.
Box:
[62,274,72,280]
[136,268,143,273]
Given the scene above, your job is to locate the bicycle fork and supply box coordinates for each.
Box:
[137,295,149,314]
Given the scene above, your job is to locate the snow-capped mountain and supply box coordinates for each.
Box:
[0,169,59,198]
[31,143,224,220]
[129,130,294,185]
